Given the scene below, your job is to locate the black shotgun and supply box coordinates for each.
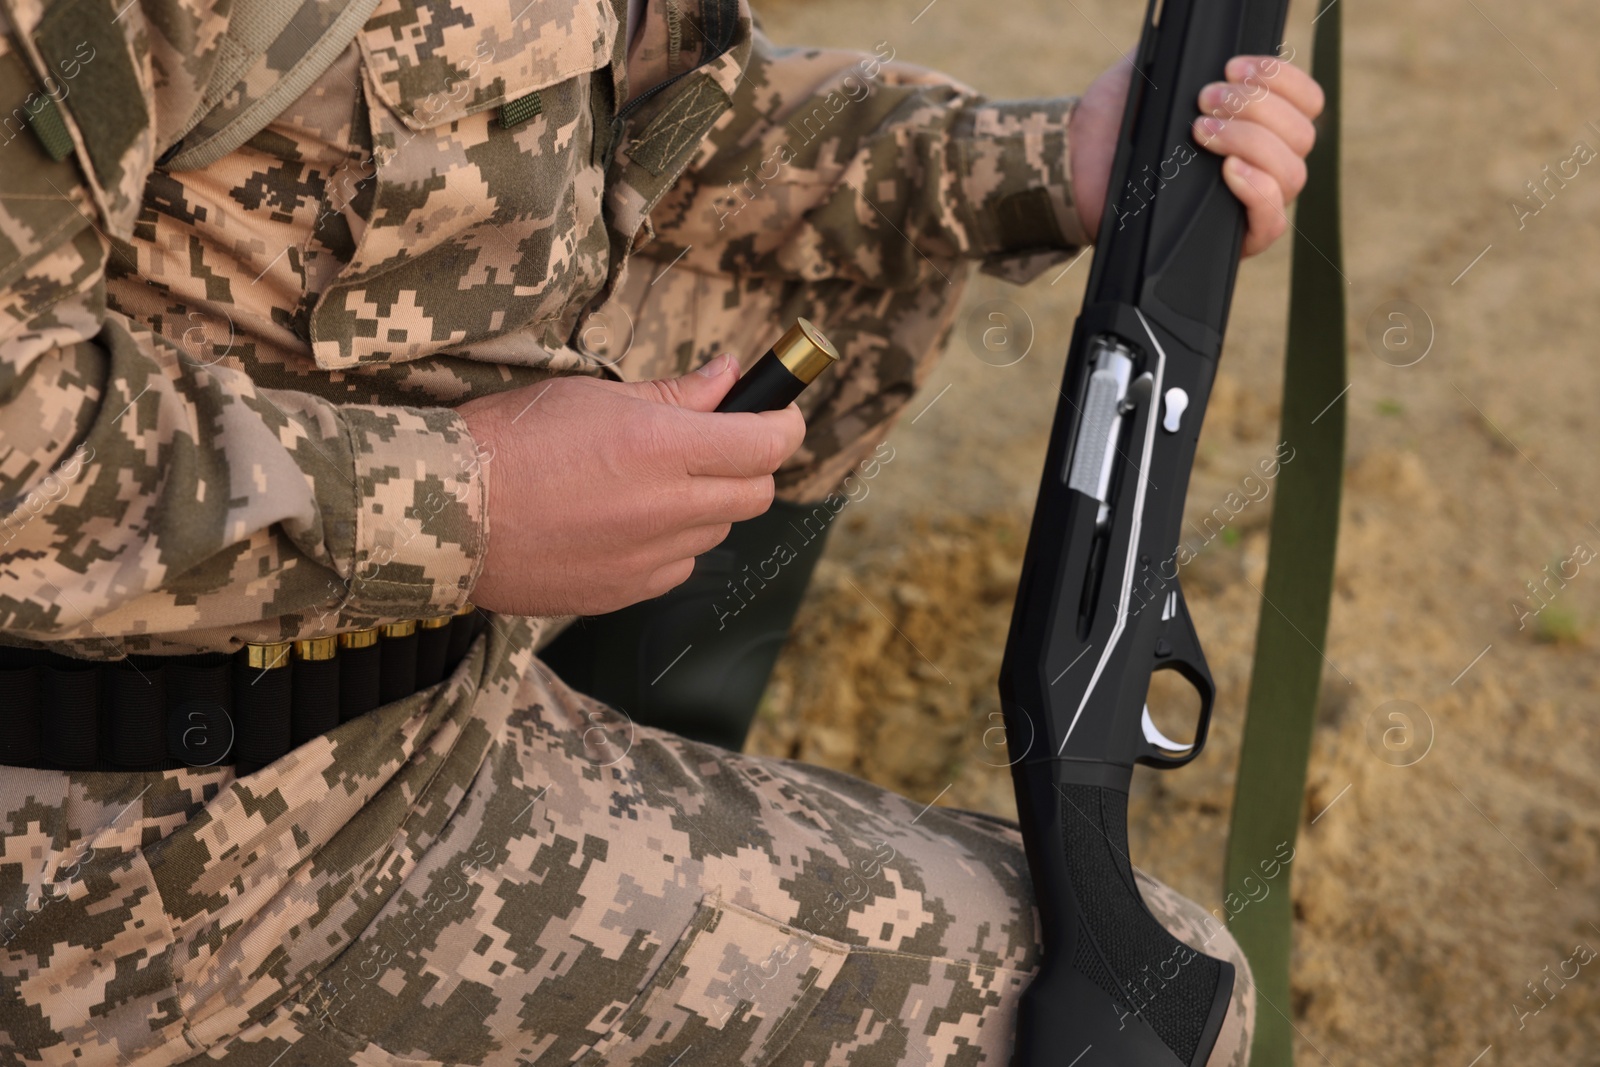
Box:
[1000,0,1290,1063]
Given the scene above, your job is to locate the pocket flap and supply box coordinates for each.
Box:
[359,0,618,130]
[580,894,852,1066]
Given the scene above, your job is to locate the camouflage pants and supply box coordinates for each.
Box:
[1,611,1253,1066]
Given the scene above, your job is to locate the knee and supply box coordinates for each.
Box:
[1198,917,1256,1067]
[1131,871,1256,1067]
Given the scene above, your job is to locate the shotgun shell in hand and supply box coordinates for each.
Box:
[715,317,840,413]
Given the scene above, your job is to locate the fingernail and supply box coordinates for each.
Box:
[1198,116,1226,137]
[1200,82,1227,109]
[698,353,731,377]
[1229,157,1255,177]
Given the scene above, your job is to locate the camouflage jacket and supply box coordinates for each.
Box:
[0,0,1087,656]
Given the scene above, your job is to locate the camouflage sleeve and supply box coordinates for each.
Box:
[647,26,1090,290]
[0,12,486,652]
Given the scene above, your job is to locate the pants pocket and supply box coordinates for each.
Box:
[766,949,1033,1067]
[577,892,852,1067]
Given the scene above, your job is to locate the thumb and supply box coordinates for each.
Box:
[621,352,740,413]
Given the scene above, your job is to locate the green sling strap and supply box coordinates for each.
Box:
[1223,3,1345,1065]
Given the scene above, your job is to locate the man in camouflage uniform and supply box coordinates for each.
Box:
[0,0,1322,1061]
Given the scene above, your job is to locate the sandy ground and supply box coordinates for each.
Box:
[742,0,1600,1063]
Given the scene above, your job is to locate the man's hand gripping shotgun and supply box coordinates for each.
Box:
[1000,0,1290,1063]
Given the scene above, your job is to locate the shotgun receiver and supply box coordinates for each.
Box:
[1000,0,1290,1063]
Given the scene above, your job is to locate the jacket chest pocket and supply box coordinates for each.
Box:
[309,0,623,369]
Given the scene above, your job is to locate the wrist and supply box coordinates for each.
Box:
[1065,94,1099,242]
[458,400,507,604]
[966,96,1091,261]
[337,404,489,619]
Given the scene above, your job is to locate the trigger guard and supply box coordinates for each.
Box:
[1140,703,1193,755]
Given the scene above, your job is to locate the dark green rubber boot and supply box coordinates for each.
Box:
[537,498,838,750]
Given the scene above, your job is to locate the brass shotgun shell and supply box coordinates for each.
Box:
[244,641,292,670]
[294,636,338,661]
[771,316,841,385]
[338,628,379,650]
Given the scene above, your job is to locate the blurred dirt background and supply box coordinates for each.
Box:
[741,0,1600,1063]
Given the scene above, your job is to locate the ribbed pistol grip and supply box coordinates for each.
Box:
[1010,781,1234,1066]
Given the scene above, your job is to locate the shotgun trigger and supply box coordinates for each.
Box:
[1141,705,1190,755]
[1137,581,1217,769]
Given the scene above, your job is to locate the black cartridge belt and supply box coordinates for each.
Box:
[0,608,487,774]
